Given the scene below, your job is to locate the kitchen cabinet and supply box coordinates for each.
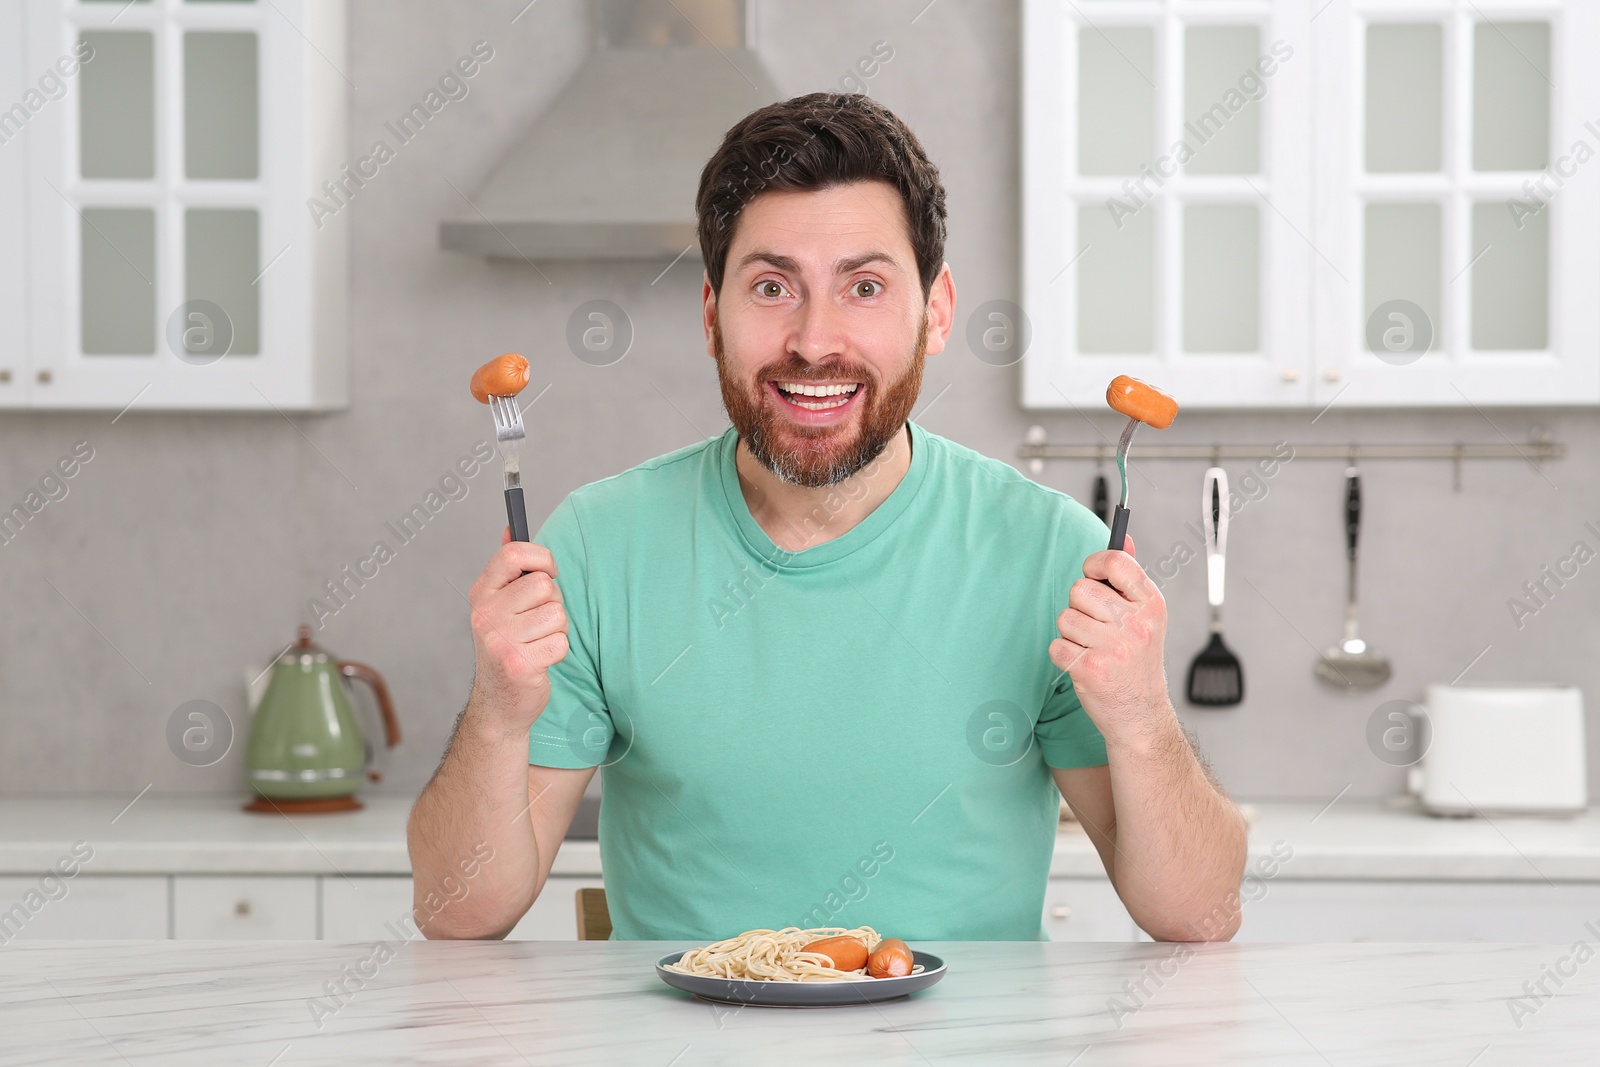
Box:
[6,872,1597,943]
[1237,879,1600,942]
[6,800,1597,943]
[1022,0,1600,409]
[1042,878,1137,941]
[0,875,167,939]
[0,21,26,408]
[320,875,421,942]
[506,877,606,940]
[172,875,317,939]
[6,0,348,411]
[320,875,607,941]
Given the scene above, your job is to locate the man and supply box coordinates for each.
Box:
[408,92,1246,942]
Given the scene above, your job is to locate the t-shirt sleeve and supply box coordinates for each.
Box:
[525,495,613,769]
[1034,495,1110,770]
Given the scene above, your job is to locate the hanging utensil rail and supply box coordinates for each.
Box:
[1019,427,1562,490]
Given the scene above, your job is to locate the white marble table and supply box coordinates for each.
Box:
[3,939,1594,1065]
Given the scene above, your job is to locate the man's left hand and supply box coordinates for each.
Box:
[1049,537,1174,741]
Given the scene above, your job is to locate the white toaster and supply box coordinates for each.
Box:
[1411,684,1588,817]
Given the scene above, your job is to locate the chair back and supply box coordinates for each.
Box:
[575,886,612,940]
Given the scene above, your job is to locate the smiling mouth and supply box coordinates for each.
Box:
[770,381,862,411]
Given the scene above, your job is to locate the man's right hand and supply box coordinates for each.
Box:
[465,528,569,733]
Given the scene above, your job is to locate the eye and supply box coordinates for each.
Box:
[853,279,881,299]
[757,280,786,299]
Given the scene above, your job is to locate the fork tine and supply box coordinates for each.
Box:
[489,394,525,441]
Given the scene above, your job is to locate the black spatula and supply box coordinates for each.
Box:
[1185,467,1244,707]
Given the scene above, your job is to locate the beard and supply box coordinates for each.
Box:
[714,311,928,489]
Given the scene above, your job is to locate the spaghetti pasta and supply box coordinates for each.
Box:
[664,926,923,982]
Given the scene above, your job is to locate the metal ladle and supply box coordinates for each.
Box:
[1315,466,1391,690]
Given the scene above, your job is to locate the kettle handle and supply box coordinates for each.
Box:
[338,660,401,748]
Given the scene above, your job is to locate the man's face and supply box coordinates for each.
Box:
[705,181,948,488]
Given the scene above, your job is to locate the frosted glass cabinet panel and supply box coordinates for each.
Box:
[1473,22,1550,173]
[1471,201,1548,352]
[1365,203,1442,353]
[185,208,261,356]
[1184,204,1259,353]
[1026,0,1600,408]
[18,0,348,409]
[78,30,155,180]
[184,32,259,180]
[80,208,157,355]
[1077,27,1155,176]
[1077,203,1155,354]
[1365,24,1442,174]
[1184,26,1261,176]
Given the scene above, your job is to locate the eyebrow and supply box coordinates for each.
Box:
[733,250,900,277]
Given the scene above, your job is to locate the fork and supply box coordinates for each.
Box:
[488,393,529,542]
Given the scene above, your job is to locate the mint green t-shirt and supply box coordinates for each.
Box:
[528,421,1110,940]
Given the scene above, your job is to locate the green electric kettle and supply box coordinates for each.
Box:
[243,626,401,813]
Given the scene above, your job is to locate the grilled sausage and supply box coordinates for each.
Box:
[470,353,530,403]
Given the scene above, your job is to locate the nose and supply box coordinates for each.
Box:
[788,292,848,366]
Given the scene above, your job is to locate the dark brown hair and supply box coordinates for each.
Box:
[695,92,948,300]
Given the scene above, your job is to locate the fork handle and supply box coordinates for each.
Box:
[505,487,530,543]
[1098,505,1131,590]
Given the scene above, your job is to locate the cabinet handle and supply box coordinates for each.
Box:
[1322,368,1343,382]
[0,369,10,383]
[36,370,52,385]
[1281,368,1301,382]
[1050,905,1072,920]
[235,900,252,917]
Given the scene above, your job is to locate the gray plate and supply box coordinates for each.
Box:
[655,950,947,1007]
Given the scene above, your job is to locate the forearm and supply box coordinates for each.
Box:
[1102,704,1247,942]
[406,700,542,939]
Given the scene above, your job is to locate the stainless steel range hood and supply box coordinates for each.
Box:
[441,0,780,261]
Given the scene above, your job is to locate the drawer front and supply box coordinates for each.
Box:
[0,876,168,940]
[172,877,318,939]
[508,877,606,940]
[322,876,608,940]
[1239,880,1600,942]
[1042,878,1137,941]
[321,876,421,942]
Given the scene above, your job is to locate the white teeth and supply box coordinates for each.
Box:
[775,382,860,397]
[790,395,851,410]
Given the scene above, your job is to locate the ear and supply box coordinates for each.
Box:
[921,262,957,357]
[702,272,718,360]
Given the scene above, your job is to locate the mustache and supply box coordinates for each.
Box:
[756,360,875,385]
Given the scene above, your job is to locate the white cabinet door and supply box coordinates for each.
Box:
[1042,878,1137,941]
[1239,880,1600,941]
[508,877,606,940]
[21,0,347,411]
[0,4,26,407]
[1311,2,1600,407]
[0,876,168,939]
[321,876,423,942]
[172,876,317,939]
[1023,0,1314,410]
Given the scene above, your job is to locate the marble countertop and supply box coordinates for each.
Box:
[3,793,1598,881]
[4,939,1594,1065]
